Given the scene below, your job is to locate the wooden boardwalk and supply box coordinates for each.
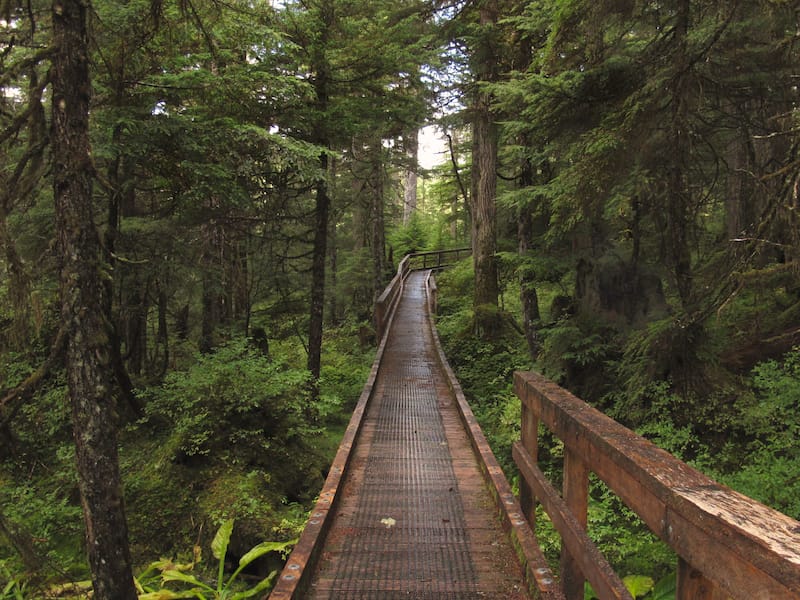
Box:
[268,261,800,600]
[269,271,554,599]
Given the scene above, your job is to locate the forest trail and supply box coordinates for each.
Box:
[272,270,535,599]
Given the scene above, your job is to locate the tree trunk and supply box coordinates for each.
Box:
[667,0,693,308]
[518,194,541,359]
[308,153,330,386]
[307,0,333,392]
[200,218,222,353]
[470,0,500,321]
[371,142,387,304]
[403,130,418,224]
[328,205,339,326]
[0,213,31,349]
[514,28,540,358]
[156,281,169,376]
[104,122,138,416]
[51,1,137,597]
[123,282,147,375]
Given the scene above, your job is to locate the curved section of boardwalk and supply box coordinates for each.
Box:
[305,272,530,599]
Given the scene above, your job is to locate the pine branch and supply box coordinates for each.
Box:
[0,325,68,426]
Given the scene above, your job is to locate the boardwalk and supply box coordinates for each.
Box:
[289,271,534,599]
[270,263,800,600]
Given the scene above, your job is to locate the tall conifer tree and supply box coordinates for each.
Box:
[51,0,136,595]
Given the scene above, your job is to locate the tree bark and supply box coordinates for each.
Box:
[470,0,500,322]
[667,0,693,308]
[200,217,222,353]
[514,26,540,358]
[307,0,333,391]
[371,141,387,305]
[51,0,137,597]
[403,130,418,224]
[328,202,339,325]
[518,190,541,359]
[308,152,330,386]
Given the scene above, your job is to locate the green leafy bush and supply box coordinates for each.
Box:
[123,338,332,559]
[712,349,800,519]
[141,338,314,465]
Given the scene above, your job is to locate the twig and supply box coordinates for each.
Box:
[446,132,470,212]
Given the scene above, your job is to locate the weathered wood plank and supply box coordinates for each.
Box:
[677,558,726,600]
[514,370,800,600]
[513,443,633,600]
[561,448,590,600]
[519,401,539,525]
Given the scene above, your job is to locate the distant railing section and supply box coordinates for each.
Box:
[374,247,470,342]
[406,246,471,271]
[513,371,800,600]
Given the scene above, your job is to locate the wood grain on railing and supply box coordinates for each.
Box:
[513,370,800,600]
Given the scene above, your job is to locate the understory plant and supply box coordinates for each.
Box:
[136,520,294,599]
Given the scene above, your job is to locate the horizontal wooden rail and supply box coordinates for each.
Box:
[374,247,470,342]
[513,370,800,600]
[374,255,411,343]
[406,246,471,271]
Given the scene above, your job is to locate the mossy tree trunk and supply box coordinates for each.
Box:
[307,0,333,392]
[51,0,137,597]
[470,0,500,328]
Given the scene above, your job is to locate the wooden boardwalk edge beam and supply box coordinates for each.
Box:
[423,272,565,600]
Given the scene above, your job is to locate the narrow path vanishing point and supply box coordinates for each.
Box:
[306,271,531,599]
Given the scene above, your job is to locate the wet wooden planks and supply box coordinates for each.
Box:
[305,272,530,599]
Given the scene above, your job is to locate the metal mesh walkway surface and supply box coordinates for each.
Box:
[304,272,531,599]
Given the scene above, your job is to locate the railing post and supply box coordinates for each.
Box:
[561,448,589,600]
[519,398,539,526]
[374,302,385,342]
[677,558,724,600]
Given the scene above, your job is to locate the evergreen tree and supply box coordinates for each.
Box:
[51,0,137,594]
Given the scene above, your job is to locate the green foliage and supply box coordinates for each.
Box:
[320,322,375,415]
[122,337,339,559]
[142,338,314,463]
[536,317,618,400]
[648,573,677,600]
[0,562,29,600]
[585,572,676,600]
[334,249,375,322]
[710,349,800,519]
[0,453,85,578]
[136,520,295,599]
[434,263,530,476]
[387,213,435,256]
[585,478,674,582]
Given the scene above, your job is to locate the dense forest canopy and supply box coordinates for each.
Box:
[1,0,799,597]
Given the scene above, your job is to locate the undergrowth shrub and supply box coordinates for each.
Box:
[141,338,318,464]
[433,261,531,477]
[711,348,800,520]
[125,337,334,561]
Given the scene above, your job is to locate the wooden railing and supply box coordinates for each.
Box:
[374,247,470,341]
[513,371,800,600]
[406,247,471,271]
